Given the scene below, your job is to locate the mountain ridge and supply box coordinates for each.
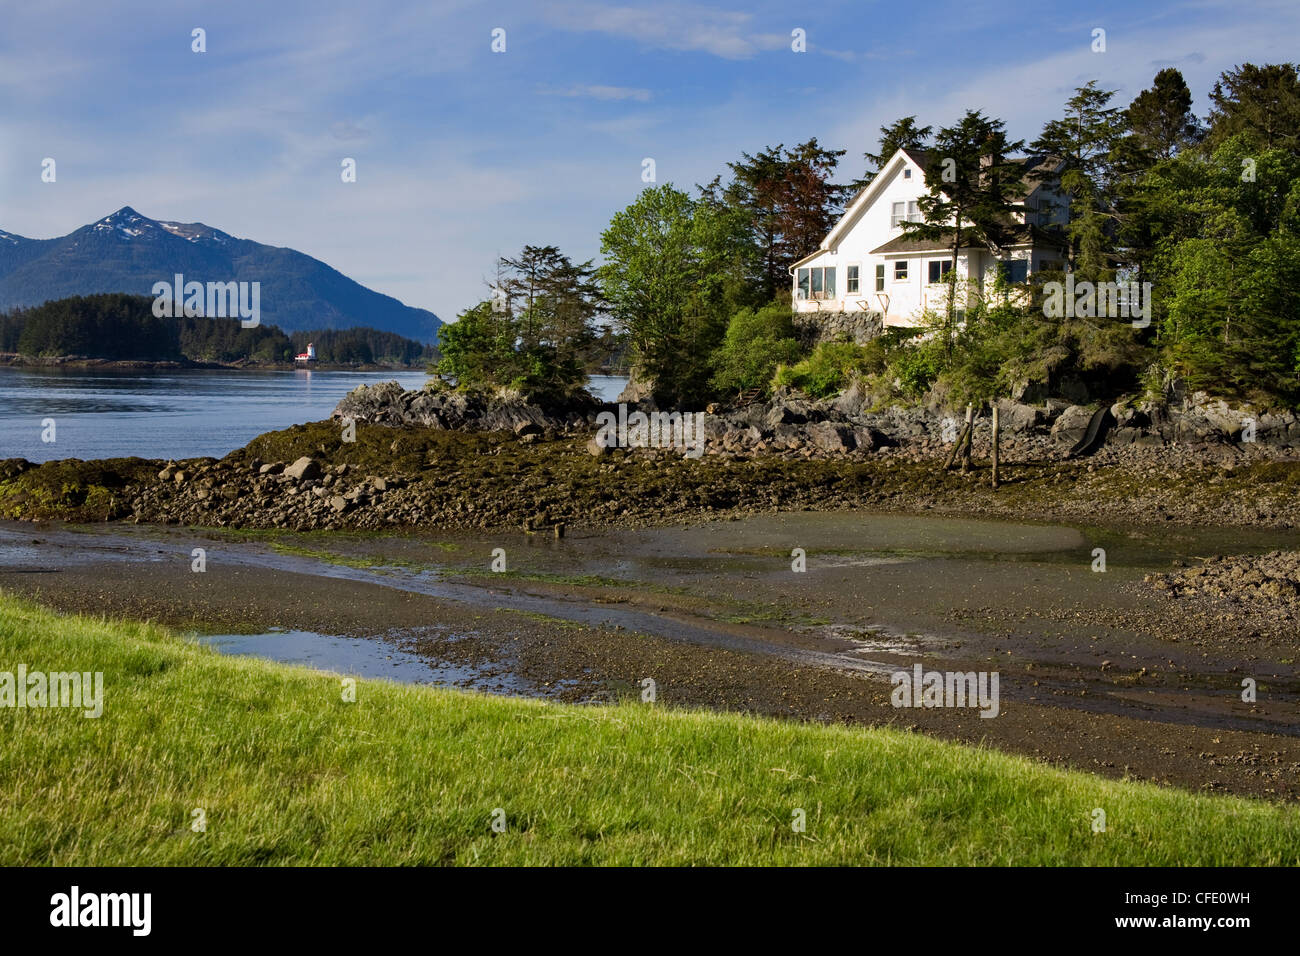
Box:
[0,207,441,343]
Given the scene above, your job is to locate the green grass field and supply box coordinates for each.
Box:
[1,591,1297,865]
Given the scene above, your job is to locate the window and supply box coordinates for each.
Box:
[893,260,909,281]
[903,168,912,179]
[1038,259,1062,273]
[875,264,885,291]
[846,265,859,293]
[891,200,921,228]
[927,260,953,284]
[796,266,836,300]
[998,259,1028,283]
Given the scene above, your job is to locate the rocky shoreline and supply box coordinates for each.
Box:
[335,379,1300,461]
[1,381,1299,534]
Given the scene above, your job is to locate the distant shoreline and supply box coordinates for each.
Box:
[0,353,428,372]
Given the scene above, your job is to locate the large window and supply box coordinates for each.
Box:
[796,266,837,300]
[890,200,920,228]
[893,260,909,281]
[927,260,954,284]
[846,265,859,294]
[875,264,886,291]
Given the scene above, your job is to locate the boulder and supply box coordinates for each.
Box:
[1195,398,1253,438]
[993,399,1042,433]
[616,376,654,405]
[830,378,869,417]
[284,457,323,481]
[1050,405,1095,445]
[765,403,806,428]
[807,422,856,454]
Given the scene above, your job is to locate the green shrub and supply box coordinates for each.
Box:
[774,341,873,398]
[888,344,943,399]
[710,303,804,395]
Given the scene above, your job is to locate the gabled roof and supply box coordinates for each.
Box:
[788,147,1066,273]
[790,148,931,270]
[1003,153,1066,201]
[900,146,932,169]
[870,223,1066,256]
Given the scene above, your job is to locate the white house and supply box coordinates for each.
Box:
[791,147,1069,328]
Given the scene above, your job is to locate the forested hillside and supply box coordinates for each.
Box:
[0,294,437,366]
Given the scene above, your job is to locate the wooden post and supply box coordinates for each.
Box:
[959,403,974,474]
[943,423,968,471]
[991,404,1000,490]
[943,403,974,472]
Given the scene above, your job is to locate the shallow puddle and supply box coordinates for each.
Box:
[194,627,529,695]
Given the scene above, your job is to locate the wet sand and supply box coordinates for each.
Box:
[1,512,1297,800]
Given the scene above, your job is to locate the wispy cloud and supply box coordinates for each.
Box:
[542,1,786,59]
[542,84,653,101]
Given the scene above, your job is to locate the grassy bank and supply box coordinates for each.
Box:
[1,591,1297,865]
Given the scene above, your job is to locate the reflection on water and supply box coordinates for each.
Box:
[0,368,628,463]
[195,626,528,695]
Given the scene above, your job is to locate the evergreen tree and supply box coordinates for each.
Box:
[855,115,933,188]
[1032,81,1125,277]
[1206,62,1300,153]
[720,139,849,301]
[902,110,1025,348]
[1125,68,1203,160]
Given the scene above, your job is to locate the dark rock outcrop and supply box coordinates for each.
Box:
[332,382,595,433]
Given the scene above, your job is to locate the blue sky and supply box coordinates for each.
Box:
[1,0,1295,322]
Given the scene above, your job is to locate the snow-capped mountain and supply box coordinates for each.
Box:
[0,207,440,341]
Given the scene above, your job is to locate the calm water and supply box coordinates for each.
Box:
[0,368,628,463]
